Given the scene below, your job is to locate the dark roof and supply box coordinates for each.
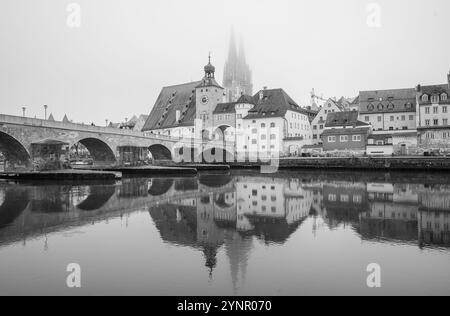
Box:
[321,126,371,137]
[142,81,201,131]
[196,77,223,89]
[325,111,370,128]
[213,102,236,114]
[359,88,416,114]
[237,94,256,105]
[244,89,308,119]
[419,84,449,96]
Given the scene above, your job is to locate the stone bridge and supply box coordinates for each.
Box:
[0,114,235,170]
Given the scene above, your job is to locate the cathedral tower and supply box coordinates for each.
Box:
[223,30,253,102]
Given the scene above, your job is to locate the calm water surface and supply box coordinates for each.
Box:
[0,170,449,296]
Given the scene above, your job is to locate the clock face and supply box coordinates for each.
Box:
[201,96,209,105]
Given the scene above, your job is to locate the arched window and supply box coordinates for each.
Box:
[422,94,429,102]
[270,123,276,128]
[431,95,439,104]
[442,93,448,101]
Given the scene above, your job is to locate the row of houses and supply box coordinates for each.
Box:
[140,57,450,157]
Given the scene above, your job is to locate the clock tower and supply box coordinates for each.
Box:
[196,55,225,139]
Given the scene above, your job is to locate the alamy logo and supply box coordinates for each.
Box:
[66,263,81,288]
[366,3,382,28]
[366,263,381,288]
[66,3,81,28]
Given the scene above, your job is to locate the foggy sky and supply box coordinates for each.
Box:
[1,0,449,125]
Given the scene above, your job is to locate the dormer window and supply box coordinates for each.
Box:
[377,104,384,111]
[367,104,374,111]
[422,94,429,102]
[442,93,448,101]
[431,95,439,104]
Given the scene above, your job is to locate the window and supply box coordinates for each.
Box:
[252,139,257,144]
[390,116,394,122]
[319,125,324,129]
[378,116,382,122]
[270,123,276,128]
[313,125,317,130]
[422,94,429,102]
[442,93,448,101]
[340,135,348,142]
[261,134,267,140]
[444,119,449,126]
[431,95,439,104]
[364,116,370,122]
[270,134,276,140]
[425,107,430,114]
[443,106,448,113]
[433,107,439,114]
[252,128,257,134]
[328,136,336,143]
[261,123,266,128]
[425,119,430,126]
[434,119,439,126]
[401,115,406,121]
[352,135,362,142]
[409,115,414,120]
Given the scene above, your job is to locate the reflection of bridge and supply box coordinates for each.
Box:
[0,114,235,170]
[0,177,235,246]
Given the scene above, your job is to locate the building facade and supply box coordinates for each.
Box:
[311,99,344,144]
[321,112,372,155]
[237,88,313,158]
[416,72,450,153]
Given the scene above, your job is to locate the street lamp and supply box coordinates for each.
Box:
[22,107,26,117]
[44,105,48,120]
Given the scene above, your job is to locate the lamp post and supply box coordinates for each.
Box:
[44,105,48,120]
[22,107,26,117]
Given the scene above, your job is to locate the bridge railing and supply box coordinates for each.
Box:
[0,114,192,142]
[0,113,237,147]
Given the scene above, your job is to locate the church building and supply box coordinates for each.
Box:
[142,57,225,139]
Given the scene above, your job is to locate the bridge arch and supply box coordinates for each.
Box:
[149,144,173,161]
[148,178,174,196]
[74,138,116,165]
[76,185,116,211]
[0,131,31,170]
[0,188,30,228]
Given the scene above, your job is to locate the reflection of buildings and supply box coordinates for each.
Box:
[418,185,450,246]
[358,183,419,243]
[148,175,313,286]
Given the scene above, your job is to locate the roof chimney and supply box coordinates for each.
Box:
[263,86,268,90]
[416,84,421,93]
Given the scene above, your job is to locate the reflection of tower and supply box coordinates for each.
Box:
[223,30,253,102]
[224,231,253,294]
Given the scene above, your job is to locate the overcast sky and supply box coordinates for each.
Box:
[0,0,449,125]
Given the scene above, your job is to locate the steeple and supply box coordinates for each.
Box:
[228,28,238,63]
[204,53,216,79]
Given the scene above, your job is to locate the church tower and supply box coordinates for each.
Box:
[195,55,225,138]
[223,30,253,102]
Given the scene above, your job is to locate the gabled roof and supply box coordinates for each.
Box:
[213,102,237,114]
[142,81,201,131]
[244,88,307,119]
[237,94,256,105]
[359,88,416,114]
[325,111,370,128]
[418,84,449,96]
[47,113,55,121]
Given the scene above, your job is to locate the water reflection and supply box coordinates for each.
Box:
[1,171,450,287]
